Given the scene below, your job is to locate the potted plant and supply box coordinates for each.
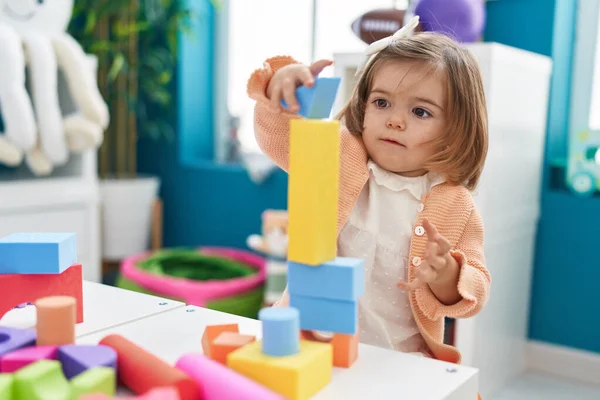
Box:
[68,0,197,260]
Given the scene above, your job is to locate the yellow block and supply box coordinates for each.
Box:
[227,340,333,400]
[288,119,340,266]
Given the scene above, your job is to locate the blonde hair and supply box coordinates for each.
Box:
[337,32,488,191]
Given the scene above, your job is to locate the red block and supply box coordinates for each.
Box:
[0,264,83,323]
[99,334,201,400]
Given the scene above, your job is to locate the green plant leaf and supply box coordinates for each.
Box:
[108,53,126,82]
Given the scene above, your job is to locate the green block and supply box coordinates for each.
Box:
[70,367,116,399]
[0,373,14,400]
[14,360,70,400]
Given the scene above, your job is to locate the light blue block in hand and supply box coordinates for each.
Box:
[281,77,341,119]
[259,307,300,357]
[0,233,77,275]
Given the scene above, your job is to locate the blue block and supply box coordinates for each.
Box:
[289,294,357,335]
[259,307,300,357]
[281,77,341,119]
[0,233,77,274]
[288,257,364,301]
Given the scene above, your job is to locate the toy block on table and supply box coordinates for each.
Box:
[288,257,365,301]
[0,233,77,274]
[210,332,256,365]
[81,387,181,400]
[13,359,71,400]
[0,327,36,357]
[288,119,340,266]
[35,296,76,346]
[57,344,117,379]
[0,373,13,399]
[0,264,84,323]
[301,331,359,368]
[175,353,284,400]
[70,366,116,399]
[259,307,300,357]
[281,77,341,119]
[99,334,200,400]
[290,294,357,334]
[227,340,332,400]
[201,323,238,358]
[0,345,57,373]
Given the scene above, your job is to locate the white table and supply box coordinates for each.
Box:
[78,304,479,400]
[0,280,186,337]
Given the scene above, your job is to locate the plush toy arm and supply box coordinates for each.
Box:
[52,32,109,130]
[0,24,37,151]
[22,32,68,165]
[63,115,103,152]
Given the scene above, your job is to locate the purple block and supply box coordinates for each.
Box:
[0,327,36,356]
[57,344,117,379]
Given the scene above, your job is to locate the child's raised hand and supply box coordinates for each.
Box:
[266,59,333,113]
[398,219,460,292]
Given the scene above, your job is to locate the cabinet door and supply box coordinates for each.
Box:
[0,205,100,282]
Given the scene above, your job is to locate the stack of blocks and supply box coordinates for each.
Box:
[197,77,366,399]
[284,78,364,349]
[0,233,84,324]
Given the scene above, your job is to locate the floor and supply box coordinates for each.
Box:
[491,371,600,400]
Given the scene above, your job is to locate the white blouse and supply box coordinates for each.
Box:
[337,160,444,356]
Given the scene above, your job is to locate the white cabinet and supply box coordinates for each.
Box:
[0,152,101,282]
[333,42,552,399]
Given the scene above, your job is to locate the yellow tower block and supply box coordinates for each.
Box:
[287,119,340,266]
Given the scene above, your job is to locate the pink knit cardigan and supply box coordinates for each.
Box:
[247,56,491,364]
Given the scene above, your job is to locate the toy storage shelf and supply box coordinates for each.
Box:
[0,151,101,283]
[333,42,552,399]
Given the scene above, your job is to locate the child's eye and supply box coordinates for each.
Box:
[413,107,432,118]
[373,99,389,108]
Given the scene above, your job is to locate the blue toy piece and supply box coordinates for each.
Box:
[258,307,300,357]
[289,294,357,335]
[281,77,341,119]
[287,257,364,302]
[0,233,77,275]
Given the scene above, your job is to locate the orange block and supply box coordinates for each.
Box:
[35,296,76,346]
[0,264,83,323]
[201,324,238,357]
[300,330,358,368]
[211,331,256,364]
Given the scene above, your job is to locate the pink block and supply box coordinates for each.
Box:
[80,387,181,399]
[0,345,58,373]
[175,353,284,400]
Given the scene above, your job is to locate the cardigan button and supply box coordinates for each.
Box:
[412,256,422,267]
[415,226,425,236]
[417,203,424,212]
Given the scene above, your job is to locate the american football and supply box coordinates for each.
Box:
[351,8,409,45]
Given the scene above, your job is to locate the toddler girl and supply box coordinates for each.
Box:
[246,18,491,365]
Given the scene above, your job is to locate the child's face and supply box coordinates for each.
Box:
[362,60,447,177]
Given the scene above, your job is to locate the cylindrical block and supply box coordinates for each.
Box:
[176,353,284,400]
[259,307,299,356]
[99,334,201,400]
[35,296,76,346]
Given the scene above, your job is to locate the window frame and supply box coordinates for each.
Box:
[566,0,600,194]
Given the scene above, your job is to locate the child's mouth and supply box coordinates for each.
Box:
[382,139,404,146]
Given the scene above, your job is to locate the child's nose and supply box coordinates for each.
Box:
[386,115,405,130]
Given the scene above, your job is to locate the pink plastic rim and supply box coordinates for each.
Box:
[120,247,266,307]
